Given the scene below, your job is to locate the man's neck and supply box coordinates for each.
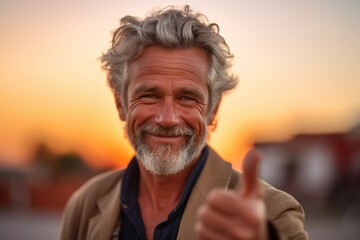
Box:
[137,159,198,211]
[137,159,199,240]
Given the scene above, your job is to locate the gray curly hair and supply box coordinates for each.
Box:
[101,5,238,119]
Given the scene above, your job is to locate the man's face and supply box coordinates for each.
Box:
[120,46,211,175]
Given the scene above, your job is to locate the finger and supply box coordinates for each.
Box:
[205,189,262,227]
[196,205,255,240]
[241,149,262,198]
[195,221,233,240]
[197,205,231,236]
[206,189,244,216]
[196,208,253,240]
[195,221,253,240]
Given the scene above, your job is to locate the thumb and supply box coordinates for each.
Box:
[241,149,262,198]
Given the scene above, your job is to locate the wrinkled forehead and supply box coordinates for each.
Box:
[128,46,209,81]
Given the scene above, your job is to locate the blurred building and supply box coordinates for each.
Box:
[0,144,106,211]
[255,123,360,206]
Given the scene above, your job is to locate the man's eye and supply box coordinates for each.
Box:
[141,94,157,99]
[180,96,194,101]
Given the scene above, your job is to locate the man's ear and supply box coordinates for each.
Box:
[116,98,126,121]
[208,101,220,125]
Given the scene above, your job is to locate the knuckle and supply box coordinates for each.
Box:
[206,188,223,203]
[196,205,208,221]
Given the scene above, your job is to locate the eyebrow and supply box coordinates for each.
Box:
[177,87,205,101]
[133,85,162,96]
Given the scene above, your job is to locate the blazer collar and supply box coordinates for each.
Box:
[87,176,123,240]
[177,147,233,239]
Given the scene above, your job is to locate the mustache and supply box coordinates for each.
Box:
[137,124,194,137]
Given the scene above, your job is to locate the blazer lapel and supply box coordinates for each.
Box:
[177,147,233,239]
[87,179,122,240]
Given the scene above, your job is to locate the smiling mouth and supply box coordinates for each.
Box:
[146,133,187,143]
[151,133,182,137]
[147,133,184,138]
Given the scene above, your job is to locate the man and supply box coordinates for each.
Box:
[61,5,308,240]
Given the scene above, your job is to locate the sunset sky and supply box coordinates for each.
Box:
[1,0,359,169]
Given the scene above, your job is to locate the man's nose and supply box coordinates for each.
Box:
[154,97,180,127]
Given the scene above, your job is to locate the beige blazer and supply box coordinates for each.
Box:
[60,148,308,240]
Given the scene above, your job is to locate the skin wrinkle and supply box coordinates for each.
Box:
[127,96,205,141]
[127,91,207,132]
[127,80,208,122]
[122,63,210,117]
[131,85,206,106]
[127,48,208,87]
[131,65,201,79]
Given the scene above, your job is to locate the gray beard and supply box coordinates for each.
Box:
[127,124,207,176]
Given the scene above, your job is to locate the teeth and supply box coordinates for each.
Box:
[148,133,180,137]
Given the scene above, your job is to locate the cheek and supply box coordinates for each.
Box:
[126,104,156,134]
[181,108,208,134]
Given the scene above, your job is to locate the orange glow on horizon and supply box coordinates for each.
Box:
[1,1,359,170]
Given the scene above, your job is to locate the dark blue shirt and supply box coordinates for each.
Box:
[119,146,208,240]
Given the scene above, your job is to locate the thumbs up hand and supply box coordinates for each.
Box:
[195,150,268,240]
